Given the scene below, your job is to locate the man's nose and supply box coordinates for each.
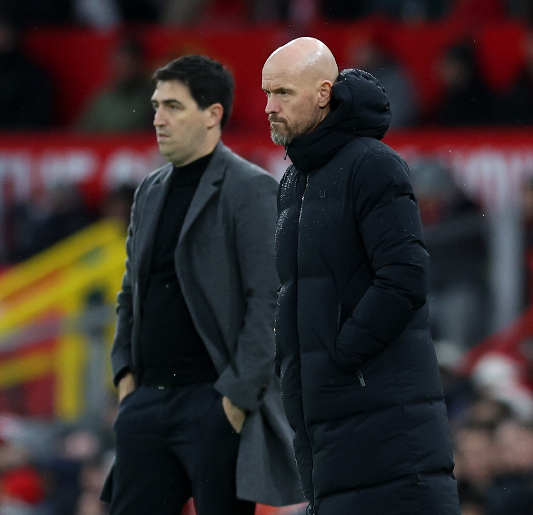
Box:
[265,97,279,114]
[153,107,165,126]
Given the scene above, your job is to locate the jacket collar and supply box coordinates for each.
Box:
[287,68,391,172]
[137,162,172,280]
[137,140,228,279]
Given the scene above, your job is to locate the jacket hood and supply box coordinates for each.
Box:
[286,68,391,172]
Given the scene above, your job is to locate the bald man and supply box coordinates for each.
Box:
[264,38,460,515]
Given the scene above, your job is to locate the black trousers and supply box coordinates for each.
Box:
[110,381,256,515]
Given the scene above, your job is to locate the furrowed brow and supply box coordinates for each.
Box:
[152,98,184,107]
[272,85,294,94]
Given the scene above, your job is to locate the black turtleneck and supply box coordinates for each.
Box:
[140,151,218,386]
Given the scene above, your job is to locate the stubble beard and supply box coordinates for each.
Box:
[269,115,318,147]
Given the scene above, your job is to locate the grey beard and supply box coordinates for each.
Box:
[270,128,292,146]
[270,115,319,146]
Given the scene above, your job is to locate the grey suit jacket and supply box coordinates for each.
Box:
[108,141,303,506]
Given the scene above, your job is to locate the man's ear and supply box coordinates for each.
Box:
[205,103,224,129]
[318,81,333,108]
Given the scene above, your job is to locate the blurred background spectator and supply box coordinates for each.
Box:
[318,0,451,21]
[347,39,419,128]
[431,41,497,126]
[451,415,533,515]
[485,419,533,514]
[4,182,93,263]
[159,0,213,25]
[461,304,533,422]
[0,435,46,515]
[495,32,533,124]
[0,16,54,130]
[75,38,154,133]
[71,0,120,29]
[409,159,489,348]
[98,184,136,230]
[454,421,496,497]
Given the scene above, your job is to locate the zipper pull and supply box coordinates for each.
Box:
[284,146,288,160]
[357,370,366,387]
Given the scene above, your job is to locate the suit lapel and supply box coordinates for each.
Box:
[137,163,173,286]
[178,142,228,245]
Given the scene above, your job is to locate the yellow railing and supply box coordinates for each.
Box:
[0,220,125,303]
[0,219,127,420]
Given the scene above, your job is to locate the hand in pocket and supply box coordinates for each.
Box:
[222,396,246,433]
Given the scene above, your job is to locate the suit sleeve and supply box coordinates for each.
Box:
[214,172,279,412]
[109,179,146,385]
[336,152,429,369]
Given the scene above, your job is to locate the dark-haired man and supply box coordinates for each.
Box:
[102,55,303,515]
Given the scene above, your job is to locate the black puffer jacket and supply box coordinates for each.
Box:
[275,69,460,515]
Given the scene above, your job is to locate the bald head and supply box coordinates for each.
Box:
[262,38,338,146]
[264,37,338,85]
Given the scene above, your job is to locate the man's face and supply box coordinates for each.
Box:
[151,80,211,166]
[262,65,324,146]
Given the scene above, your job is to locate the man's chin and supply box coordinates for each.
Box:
[158,145,175,162]
[270,129,291,146]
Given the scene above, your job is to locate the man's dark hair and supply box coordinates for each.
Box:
[153,55,235,129]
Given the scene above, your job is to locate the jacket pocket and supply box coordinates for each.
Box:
[335,304,367,386]
[336,304,351,337]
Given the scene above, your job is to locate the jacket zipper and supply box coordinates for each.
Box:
[298,171,317,510]
[357,370,366,387]
[298,172,309,224]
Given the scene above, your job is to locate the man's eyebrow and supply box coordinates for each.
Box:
[151,98,184,106]
[270,85,294,93]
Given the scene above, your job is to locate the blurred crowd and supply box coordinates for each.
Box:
[2,1,533,515]
[3,0,533,131]
[3,182,135,263]
[3,328,533,515]
[0,411,115,515]
[2,0,533,27]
